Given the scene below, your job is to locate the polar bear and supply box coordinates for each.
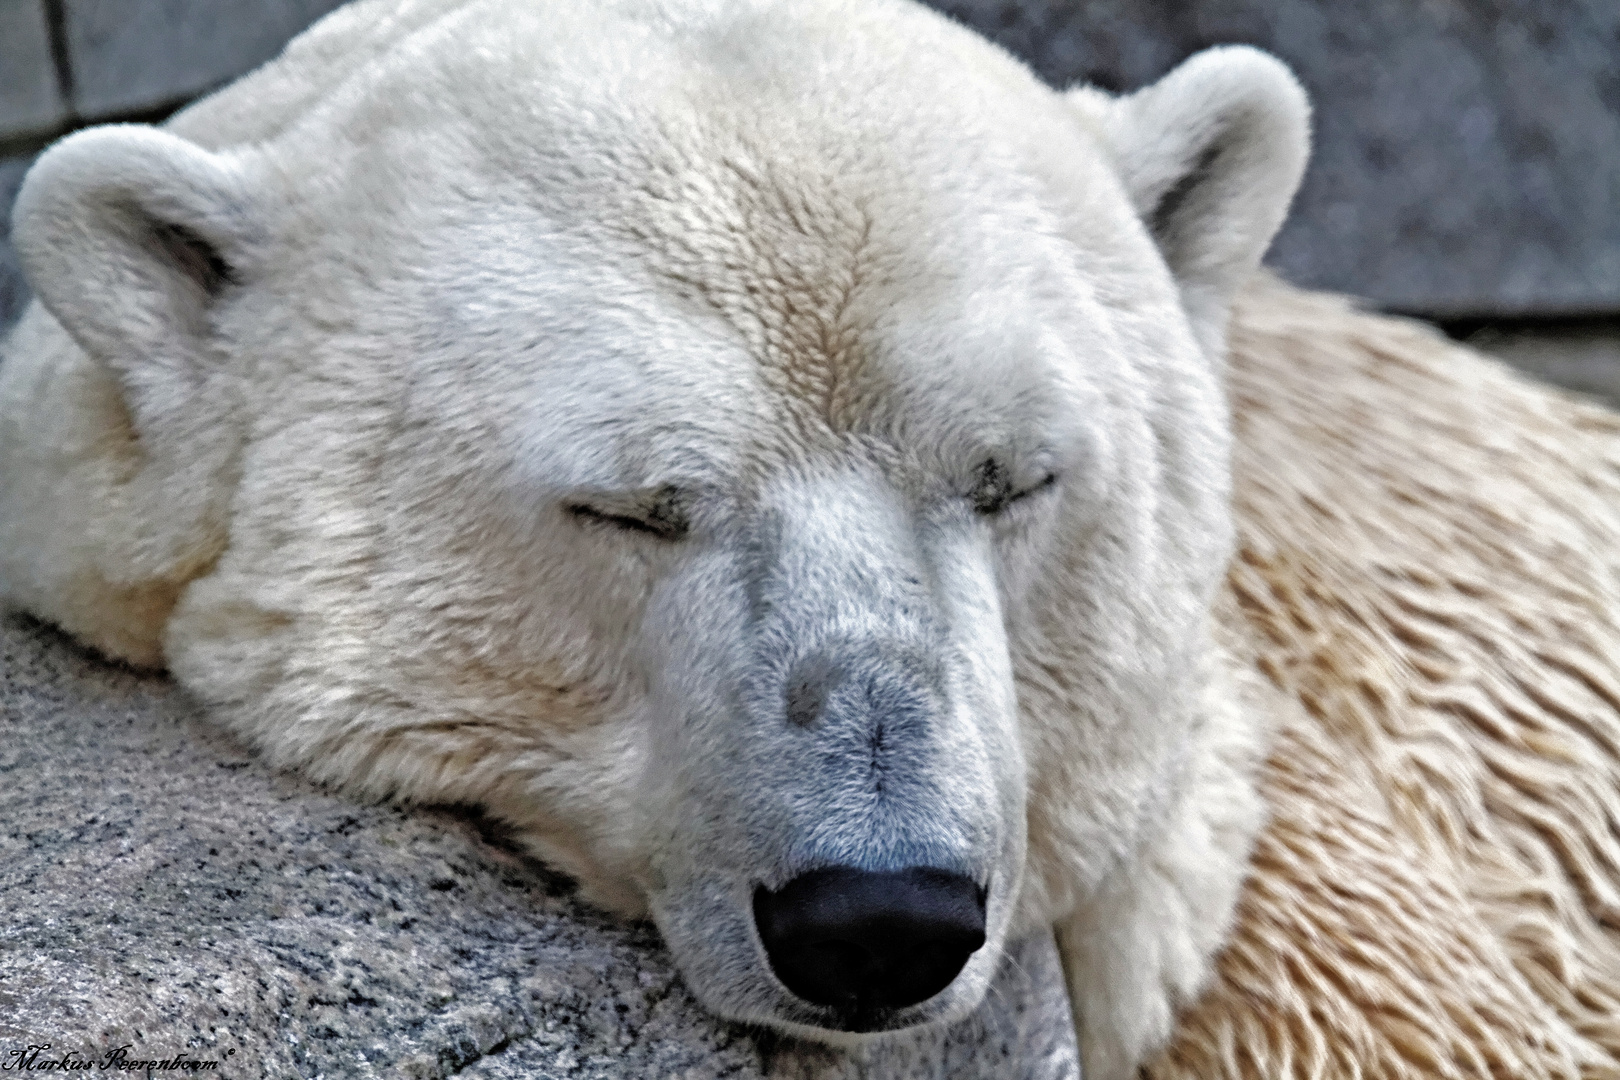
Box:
[3,2,1617,1078]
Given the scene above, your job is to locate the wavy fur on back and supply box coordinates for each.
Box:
[1152,278,1620,1079]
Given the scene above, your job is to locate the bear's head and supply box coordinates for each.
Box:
[6,0,1306,1047]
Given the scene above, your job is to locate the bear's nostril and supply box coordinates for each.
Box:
[752,865,986,1020]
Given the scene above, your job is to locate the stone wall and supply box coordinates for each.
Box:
[0,0,347,142]
[935,0,1620,320]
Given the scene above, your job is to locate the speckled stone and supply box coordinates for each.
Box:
[0,613,1080,1079]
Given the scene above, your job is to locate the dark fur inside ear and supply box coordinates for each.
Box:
[1073,47,1309,341]
[1148,144,1222,251]
[148,220,236,298]
[13,125,257,368]
[565,484,691,540]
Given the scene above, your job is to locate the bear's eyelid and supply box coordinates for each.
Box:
[1008,471,1058,504]
[969,459,1056,516]
[565,485,690,540]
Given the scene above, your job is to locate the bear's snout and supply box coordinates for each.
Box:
[752,865,987,1028]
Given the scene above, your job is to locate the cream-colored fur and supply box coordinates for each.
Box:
[1149,280,1620,1080]
[2,2,1614,1078]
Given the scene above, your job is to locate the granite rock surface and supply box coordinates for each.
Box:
[0,613,1080,1079]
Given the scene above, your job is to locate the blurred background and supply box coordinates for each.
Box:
[2,0,1617,401]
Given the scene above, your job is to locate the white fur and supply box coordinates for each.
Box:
[0,3,1309,1076]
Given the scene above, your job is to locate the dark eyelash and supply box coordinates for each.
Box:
[566,495,689,540]
[1006,472,1057,504]
[971,460,1056,516]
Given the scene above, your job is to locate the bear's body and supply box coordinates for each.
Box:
[1179,280,1620,1078]
[1,1,1616,1077]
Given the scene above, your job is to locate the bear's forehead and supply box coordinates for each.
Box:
[530,87,1092,441]
[427,126,1087,494]
[266,0,1121,478]
[606,131,938,433]
[572,129,1081,473]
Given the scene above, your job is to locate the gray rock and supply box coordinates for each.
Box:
[61,0,348,118]
[0,1,64,144]
[923,0,1620,319]
[0,155,32,330]
[0,613,1080,1079]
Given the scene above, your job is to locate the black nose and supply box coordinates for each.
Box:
[753,866,987,1020]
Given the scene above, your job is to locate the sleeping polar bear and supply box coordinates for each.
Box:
[3,1,1619,1077]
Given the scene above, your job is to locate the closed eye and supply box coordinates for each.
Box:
[969,458,1058,516]
[1007,472,1057,505]
[564,485,689,540]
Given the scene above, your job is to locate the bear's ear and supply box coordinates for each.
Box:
[11,125,258,390]
[1074,47,1309,349]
